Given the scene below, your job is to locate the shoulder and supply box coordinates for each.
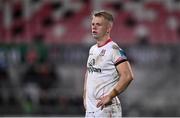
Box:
[89,44,97,53]
[109,41,123,51]
[111,41,127,57]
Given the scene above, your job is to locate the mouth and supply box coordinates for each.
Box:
[92,31,97,34]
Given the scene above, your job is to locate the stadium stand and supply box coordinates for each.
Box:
[0,0,179,45]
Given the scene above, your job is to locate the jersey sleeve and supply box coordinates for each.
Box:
[112,44,128,66]
[89,45,96,54]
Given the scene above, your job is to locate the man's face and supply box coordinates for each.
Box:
[91,16,110,39]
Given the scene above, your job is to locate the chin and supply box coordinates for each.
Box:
[92,36,97,39]
[93,35,99,39]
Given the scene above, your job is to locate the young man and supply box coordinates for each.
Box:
[83,10,134,117]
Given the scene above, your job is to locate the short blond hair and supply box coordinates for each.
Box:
[93,10,114,23]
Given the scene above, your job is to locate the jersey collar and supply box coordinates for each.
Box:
[97,38,112,48]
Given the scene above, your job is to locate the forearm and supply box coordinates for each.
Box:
[109,75,133,99]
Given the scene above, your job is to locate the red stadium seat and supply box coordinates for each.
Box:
[0,0,179,45]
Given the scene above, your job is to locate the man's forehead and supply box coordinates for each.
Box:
[92,16,107,23]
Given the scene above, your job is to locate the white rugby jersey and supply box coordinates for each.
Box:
[86,39,128,112]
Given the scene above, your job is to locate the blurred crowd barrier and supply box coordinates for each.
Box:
[0,42,180,116]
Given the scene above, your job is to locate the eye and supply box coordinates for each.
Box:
[96,23,101,26]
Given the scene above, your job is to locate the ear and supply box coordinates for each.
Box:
[107,23,113,33]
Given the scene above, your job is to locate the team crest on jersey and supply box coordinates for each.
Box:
[99,49,106,56]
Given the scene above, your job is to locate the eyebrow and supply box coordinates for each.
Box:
[92,22,102,25]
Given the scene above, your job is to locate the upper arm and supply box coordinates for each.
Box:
[116,61,134,80]
[112,44,127,65]
[111,44,133,80]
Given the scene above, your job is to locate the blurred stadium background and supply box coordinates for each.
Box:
[0,0,180,117]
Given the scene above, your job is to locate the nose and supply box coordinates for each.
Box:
[92,25,96,30]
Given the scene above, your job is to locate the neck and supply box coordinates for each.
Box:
[96,35,111,47]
